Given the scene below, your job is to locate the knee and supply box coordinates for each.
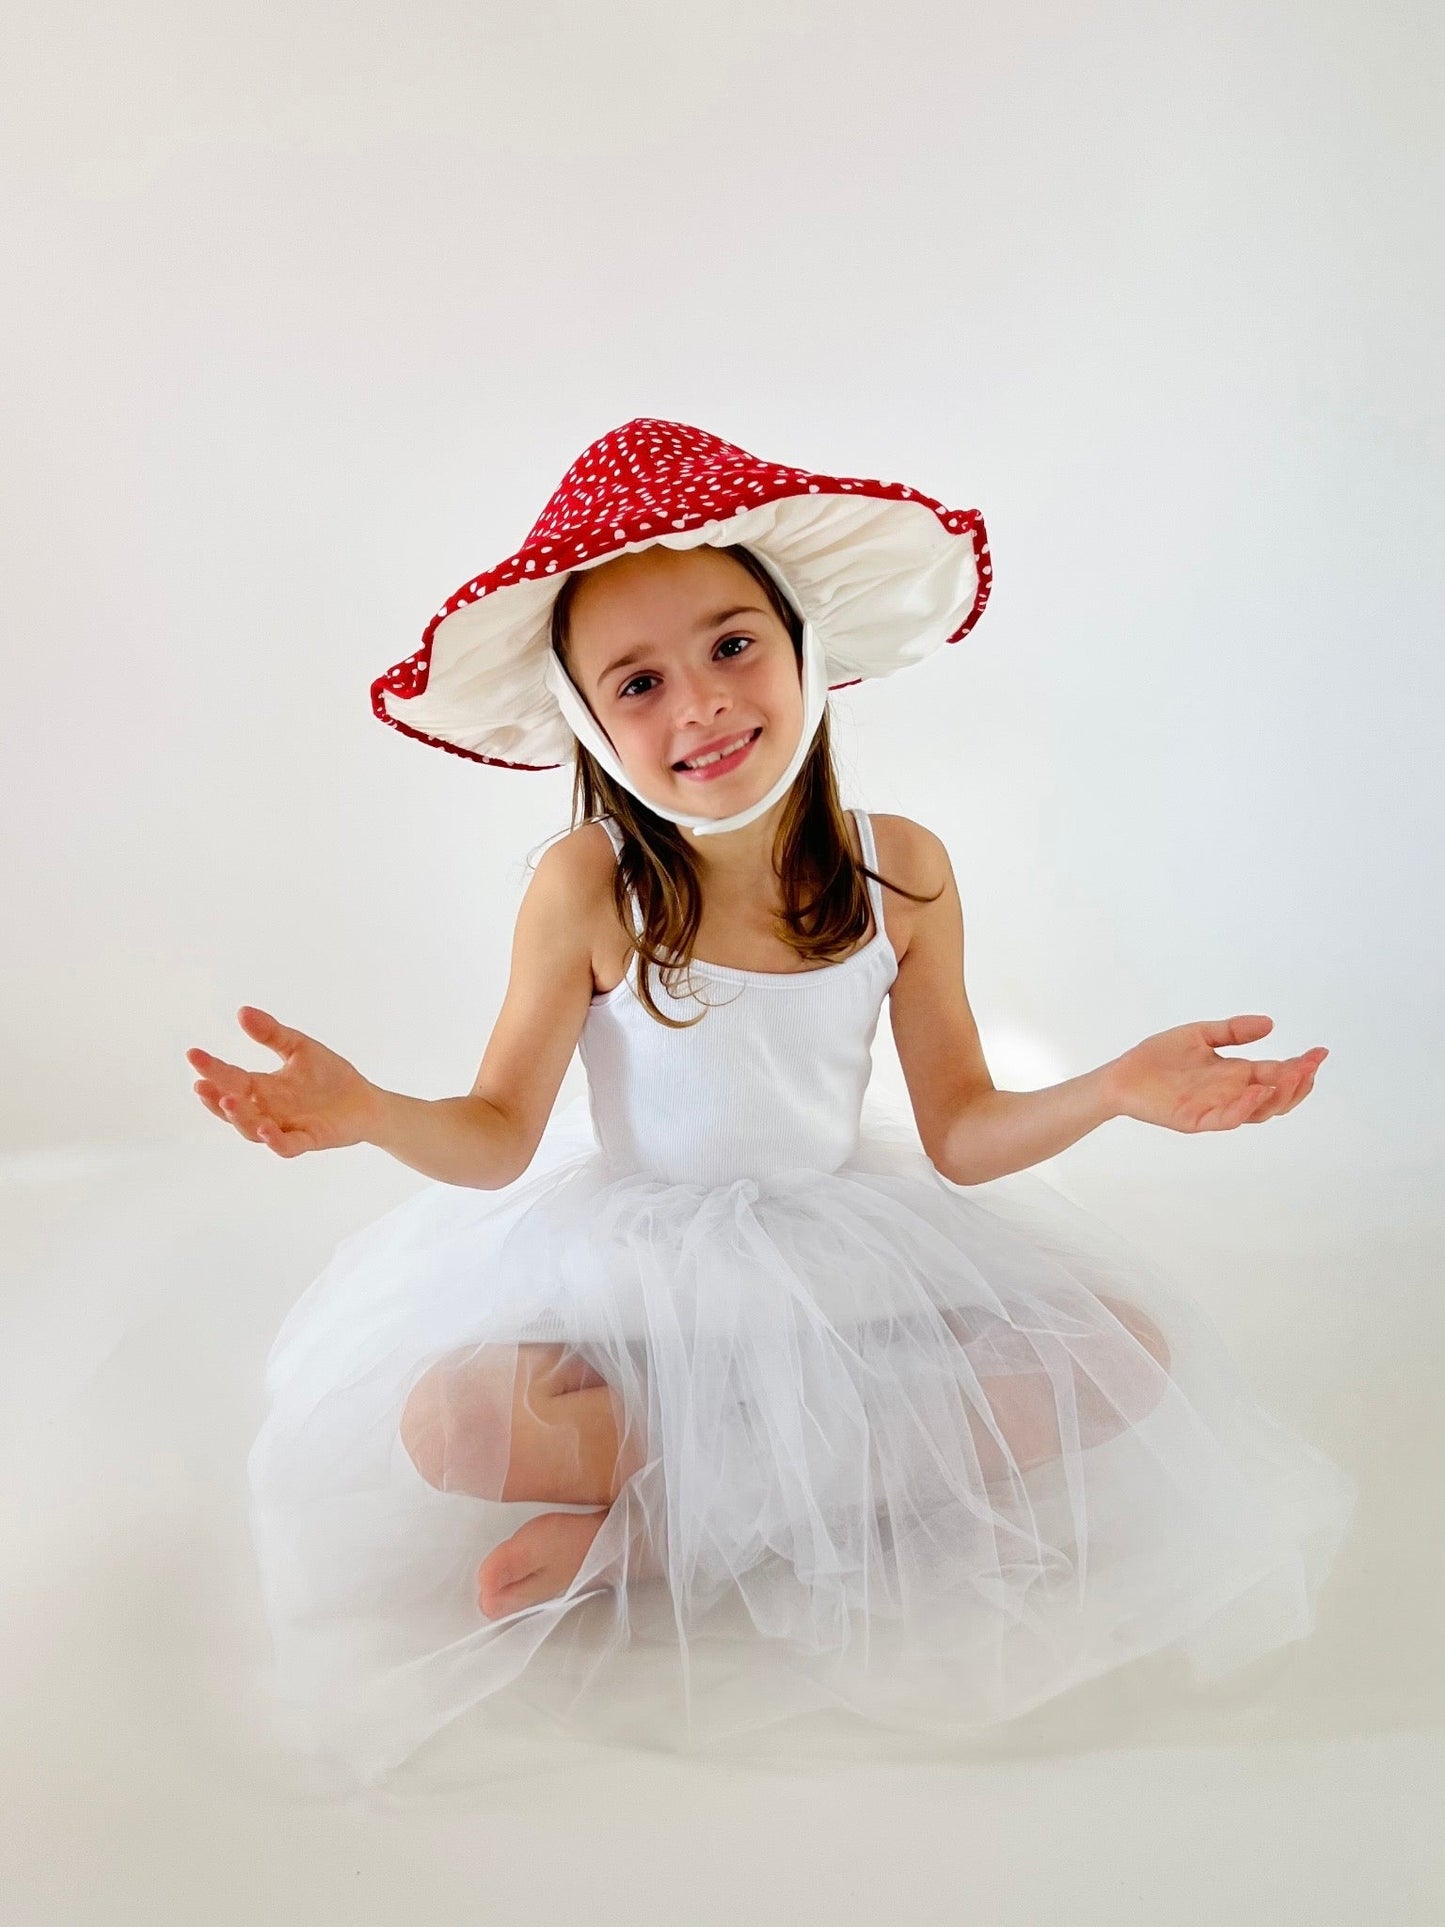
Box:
[398,1352,510,1493]
[1097,1293,1173,1377]
[399,1368,450,1489]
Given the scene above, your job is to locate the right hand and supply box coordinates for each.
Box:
[186,1006,381,1156]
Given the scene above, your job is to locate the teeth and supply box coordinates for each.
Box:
[679,730,755,770]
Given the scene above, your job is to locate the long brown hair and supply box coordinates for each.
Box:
[550,543,941,1028]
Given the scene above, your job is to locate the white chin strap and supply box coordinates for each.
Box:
[542,617,829,837]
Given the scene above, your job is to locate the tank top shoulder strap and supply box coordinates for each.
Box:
[852,808,887,932]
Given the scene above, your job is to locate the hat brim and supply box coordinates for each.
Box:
[373,486,991,770]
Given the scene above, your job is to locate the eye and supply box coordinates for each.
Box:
[617,635,753,701]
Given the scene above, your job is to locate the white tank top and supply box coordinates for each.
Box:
[579,809,899,1185]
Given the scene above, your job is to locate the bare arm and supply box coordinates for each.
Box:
[888,821,1120,1183]
[888,822,1324,1186]
[365,833,604,1185]
[934,1073,1122,1187]
[188,827,612,1189]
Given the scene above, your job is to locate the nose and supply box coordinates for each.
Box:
[670,662,732,731]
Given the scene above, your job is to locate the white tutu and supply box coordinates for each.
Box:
[247,1088,1357,1780]
[247,811,1356,1778]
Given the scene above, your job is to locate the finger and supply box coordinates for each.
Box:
[193,1079,230,1123]
[1279,1066,1319,1115]
[238,1006,308,1060]
[1198,1015,1274,1050]
[1237,1081,1278,1121]
[1199,1083,1275,1131]
[1199,1069,1280,1127]
[219,1092,267,1144]
[186,1049,255,1100]
[1278,1057,1320,1099]
[1274,1049,1326,1078]
[1252,1058,1300,1100]
[1233,1048,1323,1115]
[1244,1070,1300,1122]
[217,1086,308,1154]
[1237,1056,1289,1082]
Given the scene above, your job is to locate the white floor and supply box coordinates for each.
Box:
[2,1137,1440,1925]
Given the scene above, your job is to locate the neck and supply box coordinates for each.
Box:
[677,791,791,883]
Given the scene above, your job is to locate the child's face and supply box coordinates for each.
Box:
[562,545,803,819]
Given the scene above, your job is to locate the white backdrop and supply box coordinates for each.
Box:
[3,8,1443,1920]
[2,0,1439,1227]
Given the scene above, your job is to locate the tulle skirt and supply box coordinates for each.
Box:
[246,1094,1357,1781]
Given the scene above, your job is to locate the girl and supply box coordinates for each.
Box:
[189,418,1355,1777]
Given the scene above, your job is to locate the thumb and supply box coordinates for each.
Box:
[238,1005,307,1058]
[1199,1014,1274,1050]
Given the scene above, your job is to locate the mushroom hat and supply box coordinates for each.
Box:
[372,417,993,834]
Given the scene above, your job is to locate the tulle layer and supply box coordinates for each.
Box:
[247,1095,1357,1780]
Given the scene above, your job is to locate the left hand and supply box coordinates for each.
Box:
[1105,1015,1327,1133]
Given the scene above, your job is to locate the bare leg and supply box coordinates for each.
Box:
[398,1342,654,1619]
[406,1296,1171,1618]
[400,1341,648,1506]
[948,1292,1173,1483]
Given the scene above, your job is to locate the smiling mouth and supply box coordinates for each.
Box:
[672,727,762,776]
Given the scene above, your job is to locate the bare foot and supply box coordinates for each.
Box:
[477,1508,609,1620]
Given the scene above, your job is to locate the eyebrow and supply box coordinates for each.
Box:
[593,604,772,690]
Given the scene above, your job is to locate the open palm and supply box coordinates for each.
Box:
[186,1006,380,1156]
[1109,1015,1327,1133]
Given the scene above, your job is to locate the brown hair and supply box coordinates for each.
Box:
[550,543,941,1028]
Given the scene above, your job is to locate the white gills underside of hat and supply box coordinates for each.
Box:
[380,493,984,769]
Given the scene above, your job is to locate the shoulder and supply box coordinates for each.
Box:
[864,813,954,896]
[530,817,617,889]
[520,817,624,928]
[857,814,956,968]
[517,820,619,936]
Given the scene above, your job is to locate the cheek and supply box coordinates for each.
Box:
[767,660,804,713]
[607,706,669,767]
[737,648,799,711]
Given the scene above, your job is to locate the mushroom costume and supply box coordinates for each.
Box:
[372,416,992,832]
